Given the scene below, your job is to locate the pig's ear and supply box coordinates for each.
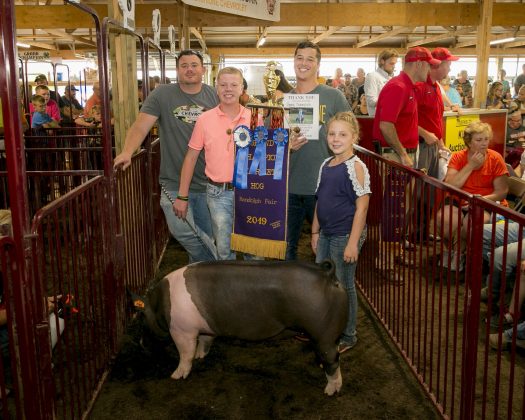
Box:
[127,288,146,312]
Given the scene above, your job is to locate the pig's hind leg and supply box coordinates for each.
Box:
[315,339,343,396]
[194,334,214,359]
[170,331,198,379]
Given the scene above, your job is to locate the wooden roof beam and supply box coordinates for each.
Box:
[504,38,525,48]
[190,27,207,51]
[44,28,96,46]
[407,26,475,48]
[14,3,525,29]
[355,26,415,48]
[312,26,343,44]
[16,39,57,50]
[456,29,525,48]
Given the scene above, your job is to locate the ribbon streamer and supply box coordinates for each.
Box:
[273,128,288,180]
[249,126,268,176]
[233,125,252,189]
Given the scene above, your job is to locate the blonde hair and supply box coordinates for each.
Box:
[463,121,492,147]
[217,67,243,83]
[487,81,503,102]
[31,94,45,105]
[327,112,360,143]
[378,49,399,67]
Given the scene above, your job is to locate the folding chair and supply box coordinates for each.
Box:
[507,176,525,212]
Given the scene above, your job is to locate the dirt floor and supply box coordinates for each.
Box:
[89,235,441,420]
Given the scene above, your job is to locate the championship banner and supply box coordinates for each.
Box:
[181,0,280,22]
[445,114,479,153]
[231,126,289,259]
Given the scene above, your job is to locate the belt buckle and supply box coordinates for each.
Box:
[226,182,234,191]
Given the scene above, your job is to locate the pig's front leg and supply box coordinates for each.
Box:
[324,366,342,396]
[171,331,198,379]
[194,335,214,359]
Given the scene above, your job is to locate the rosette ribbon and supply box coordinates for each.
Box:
[272,128,288,180]
[233,125,252,189]
[249,126,268,176]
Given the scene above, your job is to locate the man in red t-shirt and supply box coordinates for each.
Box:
[373,47,440,167]
[415,47,459,178]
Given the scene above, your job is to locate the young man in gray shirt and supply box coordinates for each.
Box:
[114,50,219,262]
[287,41,351,260]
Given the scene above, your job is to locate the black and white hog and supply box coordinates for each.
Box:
[133,259,348,395]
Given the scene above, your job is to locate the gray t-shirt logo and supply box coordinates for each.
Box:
[172,104,207,124]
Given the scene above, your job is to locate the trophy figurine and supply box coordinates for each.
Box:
[263,61,281,107]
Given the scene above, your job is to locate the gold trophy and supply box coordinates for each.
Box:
[263,61,281,107]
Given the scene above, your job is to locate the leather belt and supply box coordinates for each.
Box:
[208,180,234,191]
[381,147,418,154]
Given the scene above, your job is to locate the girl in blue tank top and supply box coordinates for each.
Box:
[311,111,371,354]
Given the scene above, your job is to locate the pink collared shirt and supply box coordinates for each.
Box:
[189,105,252,182]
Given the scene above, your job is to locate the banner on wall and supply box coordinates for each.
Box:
[445,114,479,153]
[231,126,289,259]
[181,0,280,22]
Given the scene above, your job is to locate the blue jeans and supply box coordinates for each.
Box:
[160,189,218,263]
[286,194,316,260]
[483,222,525,304]
[504,320,525,340]
[315,227,367,343]
[206,183,236,260]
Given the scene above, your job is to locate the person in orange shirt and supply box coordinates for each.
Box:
[438,121,509,271]
[175,67,251,260]
[84,81,101,116]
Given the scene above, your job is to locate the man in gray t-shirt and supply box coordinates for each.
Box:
[114,50,219,262]
[287,41,350,260]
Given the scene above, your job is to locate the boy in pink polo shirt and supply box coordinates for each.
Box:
[175,67,252,260]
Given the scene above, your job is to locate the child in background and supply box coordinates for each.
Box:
[31,95,59,130]
[75,104,103,128]
[175,67,251,260]
[29,85,61,125]
[311,111,371,354]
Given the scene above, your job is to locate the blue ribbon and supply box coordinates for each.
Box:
[249,126,268,176]
[273,128,288,180]
[233,125,251,189]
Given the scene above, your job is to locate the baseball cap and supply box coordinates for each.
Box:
[405,47,441,66]
[431,47,459,62]
[65,85,79,91]
[34,74,47,83]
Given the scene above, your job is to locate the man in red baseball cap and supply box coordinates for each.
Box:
[415,47,458,177]
[372,46,440,278]
[404,47,459,245]
[373,46,440,167]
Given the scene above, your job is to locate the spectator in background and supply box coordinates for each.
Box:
[75,104,103,128]
[504,111,525,169]
[31,95,59,131]
[29,85,61,125]
[352,68,366,90]
[340,73,359,112]
[486,81,506,110]
[332,68,344,88]
[34,74,64,108]
[364,49,399,117]
[453,70,473,108]
[239,78,260,106]
[513,64,525,97]
[509,85,525,123]
[440,76,463,108]
[354,93,368,116]
[85,81,101,116]
[274,69,293,97]
[438,121,508,272]
[137,80,144,108]
[61,85,83,124]
[415,47,457,178]
[499,69,511,99]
